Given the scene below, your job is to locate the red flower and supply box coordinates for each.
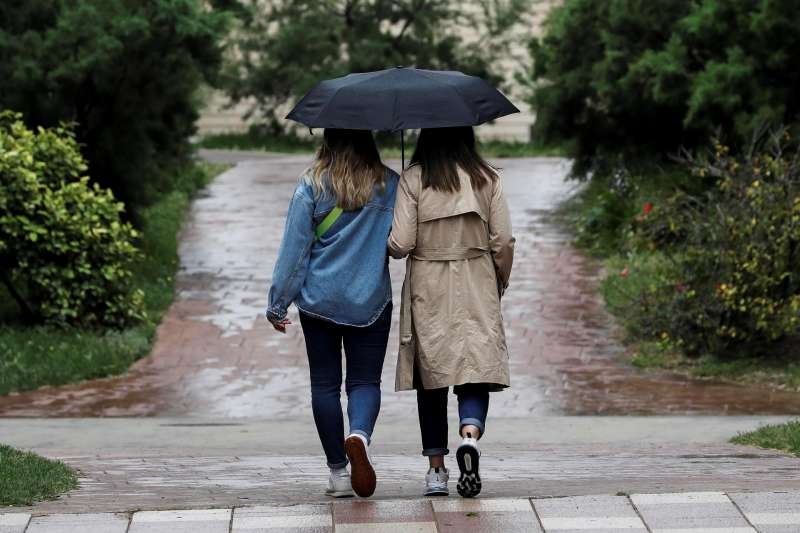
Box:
[620,267,630,278]
[642,202,653,216]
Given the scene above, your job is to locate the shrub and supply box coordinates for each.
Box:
[607,131,800,358]
[0,111,145,328]
[528,0,800,175]
[565,159,702,256]
[0,0,232,209]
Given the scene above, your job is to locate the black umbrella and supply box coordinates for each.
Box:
[286,67,519,166]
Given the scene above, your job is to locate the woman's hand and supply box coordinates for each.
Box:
[268,316,292,334]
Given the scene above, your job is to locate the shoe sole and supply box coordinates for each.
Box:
[326,490,354,498]
[456,444,481,498]
[345,436,376,497]
[424,488,449,496]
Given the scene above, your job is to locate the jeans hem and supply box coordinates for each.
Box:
[422,447,449,457]
[348,429,371,445]
[328,459,348,469]
[460,417,485,437]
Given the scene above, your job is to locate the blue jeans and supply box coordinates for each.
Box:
[416,380,490,457]
[299,303,392,468]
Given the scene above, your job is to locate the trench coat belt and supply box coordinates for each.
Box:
[399,245,490,345]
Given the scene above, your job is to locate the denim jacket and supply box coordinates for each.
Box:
[267,167,399,326]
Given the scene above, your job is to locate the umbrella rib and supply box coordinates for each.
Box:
[412,70,480,123]
[311,70,395,129]
[310,84,347,129]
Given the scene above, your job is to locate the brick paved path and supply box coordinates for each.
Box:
[3,492,800,532]
[2,152,800,416]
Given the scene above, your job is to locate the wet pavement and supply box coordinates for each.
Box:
[2,152,800,416]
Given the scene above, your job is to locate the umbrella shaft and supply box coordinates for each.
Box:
[400,130,405,170]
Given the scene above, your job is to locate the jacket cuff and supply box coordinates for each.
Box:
[266,307,287,322]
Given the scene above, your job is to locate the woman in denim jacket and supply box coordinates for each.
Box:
[267,129,399,498]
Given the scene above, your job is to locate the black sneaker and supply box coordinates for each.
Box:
[456,434,481,498]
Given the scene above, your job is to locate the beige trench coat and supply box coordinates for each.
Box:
[388,165,515,391]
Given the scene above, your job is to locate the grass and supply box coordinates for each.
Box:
[0,445,78,506]
[731,420,800,457]
[0,161,228,396]
[197,130,567,159]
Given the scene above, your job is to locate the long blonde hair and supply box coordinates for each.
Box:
[309,129,385,210]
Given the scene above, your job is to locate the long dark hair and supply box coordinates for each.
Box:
[409,127,497,192]
[310,129,384,210]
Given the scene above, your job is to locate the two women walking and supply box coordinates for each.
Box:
[267,125,515,499]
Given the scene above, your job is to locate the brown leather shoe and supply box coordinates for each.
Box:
[345,434,376,497]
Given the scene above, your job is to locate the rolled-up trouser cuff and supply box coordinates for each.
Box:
[349,429,371,445]
[460,417,486,437]
[422,447,449,457]
[328,459,348,469]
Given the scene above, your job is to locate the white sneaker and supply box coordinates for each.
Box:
[424,467,449,496]
[456,435,481,498]
[345,433,376,497]
[326,466,354,498]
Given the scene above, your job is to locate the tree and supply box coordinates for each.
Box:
[227,0,529,132]
[527,0,800,175]
[0,0,234,209]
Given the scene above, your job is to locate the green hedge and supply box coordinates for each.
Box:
[0,111,144,328]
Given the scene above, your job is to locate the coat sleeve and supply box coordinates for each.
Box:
[488,176,515,295]
[387,168,419,259]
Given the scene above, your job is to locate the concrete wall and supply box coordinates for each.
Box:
[196,1,559,141]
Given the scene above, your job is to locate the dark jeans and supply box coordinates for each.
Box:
[416,380,490,457]
[299,303,392,468]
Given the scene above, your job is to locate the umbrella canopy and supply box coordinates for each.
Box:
[286,67,519,131]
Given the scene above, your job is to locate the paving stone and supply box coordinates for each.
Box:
[25,513,129,533]
[0,514,30,533]
[432,498,542,532]
[129,509,231,533]
[729,491,800,533]
[232,504,331,532]
[630,492,755,532]
[331,500,437,533]
[432,498,534,513]
[332,500,434,524]
[334,523,437,533]
[532,494,647,532]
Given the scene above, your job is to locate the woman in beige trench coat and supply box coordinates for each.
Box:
[388,126,515,498]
